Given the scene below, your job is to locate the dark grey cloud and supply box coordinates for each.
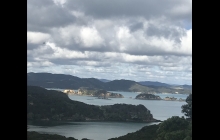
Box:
[67,0,164,18]
[27,0,54,7]
[129,22,144,32]
[145,24,186,44]
[27,0,75,31]
[27,43,40,50]
[27,54,36,62]
[66,0,191,23]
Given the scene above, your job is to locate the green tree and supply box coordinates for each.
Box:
[156,116,190,140]
[181,94,192,119]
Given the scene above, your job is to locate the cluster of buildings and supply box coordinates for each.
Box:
[163,97,185,101]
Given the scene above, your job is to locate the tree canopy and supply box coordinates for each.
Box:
[181,94,192,119]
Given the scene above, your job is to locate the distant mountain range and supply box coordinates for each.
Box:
[138,81,171,87]
[98,79,192,88]
[27,72,192,94]
[98,79,111,83]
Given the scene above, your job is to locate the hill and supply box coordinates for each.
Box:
[99,79,111,82]
[27,73,191,94]
[27,86,159,122]
[27,72,106,89]
[109,116,192,140]
[139,81,171,87]
[27,131,77,140]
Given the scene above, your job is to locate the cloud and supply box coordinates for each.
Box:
[27,61,54,67]
[180,29,192,54]
[53,0,67,7]
[66,0,191,22]
[129,22,144,32]
[80,27,104,47]
[27,0,75,32]
[27,0,192,85]
[27,32,51,44]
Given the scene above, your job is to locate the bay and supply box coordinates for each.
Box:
[28,88,189,140]
[28,122,160,140]
[67,91,188,121]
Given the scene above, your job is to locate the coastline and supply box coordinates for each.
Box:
[27,119,163,126]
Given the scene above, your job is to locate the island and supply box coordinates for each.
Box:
[27,86,160,123]
[63,87,124,99]
[135,93,186,101]
[135,93,162,100]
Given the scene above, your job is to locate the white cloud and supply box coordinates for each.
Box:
[38,42,89,59]
[80,27,104,47]
[27,31,51,44]
[54,24,81,45]
[27,61,54,67]
[27,0,192,85]
[71,10,85,18]
[180,29,192,55]
[53,0,67,7]
[168,0,192,16]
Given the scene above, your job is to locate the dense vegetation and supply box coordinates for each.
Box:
[77,87,124,98]
[181,94,192,119]
[27,86,103,121]
[135,93,162,100]
[101,104,156,122]
[109,124,159,140]
[27,85,192,140]
[27,131,77,140]
[27,72,191,94]
[27,86,157,122]
[109,116,192,140]
[108,94,192,140]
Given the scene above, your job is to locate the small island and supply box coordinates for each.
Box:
[135,93,162,100]
[63,87,124,99]
[163,96,186,101]
[135,93,186,101]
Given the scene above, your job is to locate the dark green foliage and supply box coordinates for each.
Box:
[136,93,162,100]
[157,116,189,133]
[109,116,192,140]
[101,104,153,122]
[27,131,77,140]
[109,94,193,140]
[27,86,155,122]
[155,116,191,140]
[27,86,104,121]
[181,94,192,119]
[108,124,159,140]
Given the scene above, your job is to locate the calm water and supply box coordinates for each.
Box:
[28,89,189,140]
[28,122,160,140]
[67,91,187,121]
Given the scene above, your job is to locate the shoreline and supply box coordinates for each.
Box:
[27,119,163,126]
[46,88,191,95]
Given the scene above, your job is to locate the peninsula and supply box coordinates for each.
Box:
[63,87,124,98]
[27,86,161,123]
[135,93,186,101]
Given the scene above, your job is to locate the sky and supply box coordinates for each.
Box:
[27,0,192,85]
